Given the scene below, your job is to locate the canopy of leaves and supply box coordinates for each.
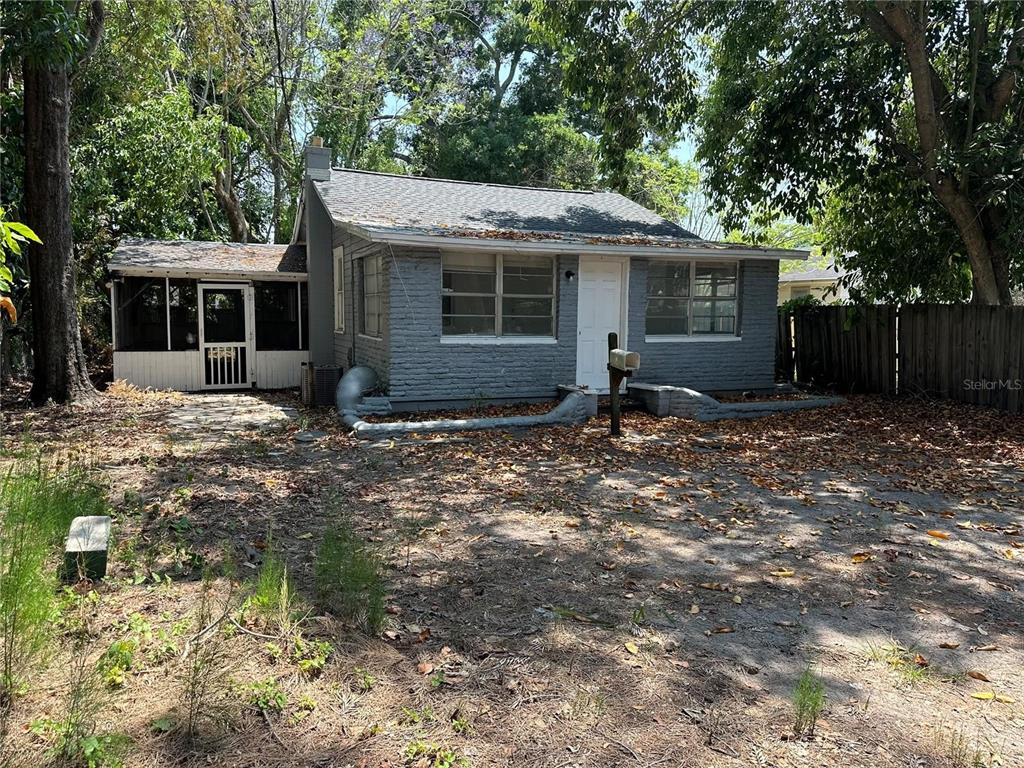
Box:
[538,0,1024,302]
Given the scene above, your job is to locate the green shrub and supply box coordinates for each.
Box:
[247,678,287,713]
[792,667,825,736]
[0,461,107,746]
[291,635,333,678]
[246,543,295,633]
[97,639,137,689]
[314,521,385,634]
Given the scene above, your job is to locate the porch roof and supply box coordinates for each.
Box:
[108,240,307,279]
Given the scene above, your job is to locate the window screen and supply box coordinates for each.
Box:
[645,261,738,336]
[116,277,166,351]
[255,282,301,350]
[441,253,554,336]
[168,279,198,350]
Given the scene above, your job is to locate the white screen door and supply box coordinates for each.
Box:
[576,256,627,391]
[198,283,255,389]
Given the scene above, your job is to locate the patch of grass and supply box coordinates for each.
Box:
[792,667,825,736]
[403,740,467,768]
[314,519,385,634]
[246,543,295,633]
[867,639,951,686]
[0,460,107,747]
[933,725,1001,768]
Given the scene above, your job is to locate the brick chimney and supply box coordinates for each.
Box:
[304,137,331,181]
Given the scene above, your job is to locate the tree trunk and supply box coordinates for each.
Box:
[930,177,1011,305]
[213,167,250,243]
[22,60,95,405]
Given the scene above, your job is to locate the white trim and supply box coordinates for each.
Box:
[357,332,383,342]
[109,281,117,351]
[111,268,306,281]
[165,278,171,351]
[439,336,557,345]
[328,220,809,261]
[333,244,345,332]
[645,335,742,343]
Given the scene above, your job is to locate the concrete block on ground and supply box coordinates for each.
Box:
[63,515,111,582]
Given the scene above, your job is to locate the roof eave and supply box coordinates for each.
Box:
[335,225,809,261]
[109,266,307,280]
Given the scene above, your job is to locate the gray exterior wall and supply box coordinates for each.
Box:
[307,209,780,406]
[387,249,577,409]
[626,257,779,392]
[331,226,389,379]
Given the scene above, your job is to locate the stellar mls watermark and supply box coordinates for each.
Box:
[963,378,1023,391]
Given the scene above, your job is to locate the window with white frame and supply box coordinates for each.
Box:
[442,253,555,336]
[646,261,738,336]
[359,253,383,337]
[333,245,345,331]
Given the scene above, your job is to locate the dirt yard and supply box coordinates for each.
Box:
[1,385,1022,768]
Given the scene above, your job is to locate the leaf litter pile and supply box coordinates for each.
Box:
[2,385,1022,767]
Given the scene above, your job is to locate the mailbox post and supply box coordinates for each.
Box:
[607,332,640,437]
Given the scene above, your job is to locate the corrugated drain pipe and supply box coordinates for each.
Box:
[336,366,589,438]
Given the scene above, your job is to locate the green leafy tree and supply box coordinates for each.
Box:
[539,1,1024,304]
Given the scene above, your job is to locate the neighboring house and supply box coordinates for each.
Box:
[107,143,807,408]
[777,264,848,305]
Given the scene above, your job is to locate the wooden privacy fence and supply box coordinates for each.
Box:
[778,304,1024,413]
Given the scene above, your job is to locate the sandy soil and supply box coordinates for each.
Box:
[1,384,1022,768]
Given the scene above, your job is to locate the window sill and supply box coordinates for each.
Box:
[440,336,557,345]
[645,335,741,343]
[358,333,384,342]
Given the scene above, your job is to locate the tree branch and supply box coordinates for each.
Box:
[985,3,1023,122]
[75,0,105,69]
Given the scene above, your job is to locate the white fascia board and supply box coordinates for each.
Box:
[326,221,809,261]
[110,267,307,281]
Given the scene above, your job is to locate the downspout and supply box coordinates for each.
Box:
[336,366,590,438]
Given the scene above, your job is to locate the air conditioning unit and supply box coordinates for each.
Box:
[313,365,343,407]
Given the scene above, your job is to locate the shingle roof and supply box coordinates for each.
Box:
[108,240,306,276]
[313,169,699,242]
[778,265,845,283]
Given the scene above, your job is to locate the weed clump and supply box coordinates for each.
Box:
[314,520,385,634]
[792,666,825,736]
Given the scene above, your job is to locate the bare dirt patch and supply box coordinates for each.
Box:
[2,387,1022,767]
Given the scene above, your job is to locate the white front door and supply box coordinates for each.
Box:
[575,256,628,391]
[198,283,256,389]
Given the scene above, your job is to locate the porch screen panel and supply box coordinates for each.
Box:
[300,281,309,350]
[116,277,166,351]
[168,280,198,350]
[255,281,301,350]
[442,253,496,335]
[501,256,554,336]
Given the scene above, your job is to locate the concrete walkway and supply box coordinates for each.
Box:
[165,394,297,437]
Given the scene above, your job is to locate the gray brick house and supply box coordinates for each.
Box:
[106,142,806,407]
